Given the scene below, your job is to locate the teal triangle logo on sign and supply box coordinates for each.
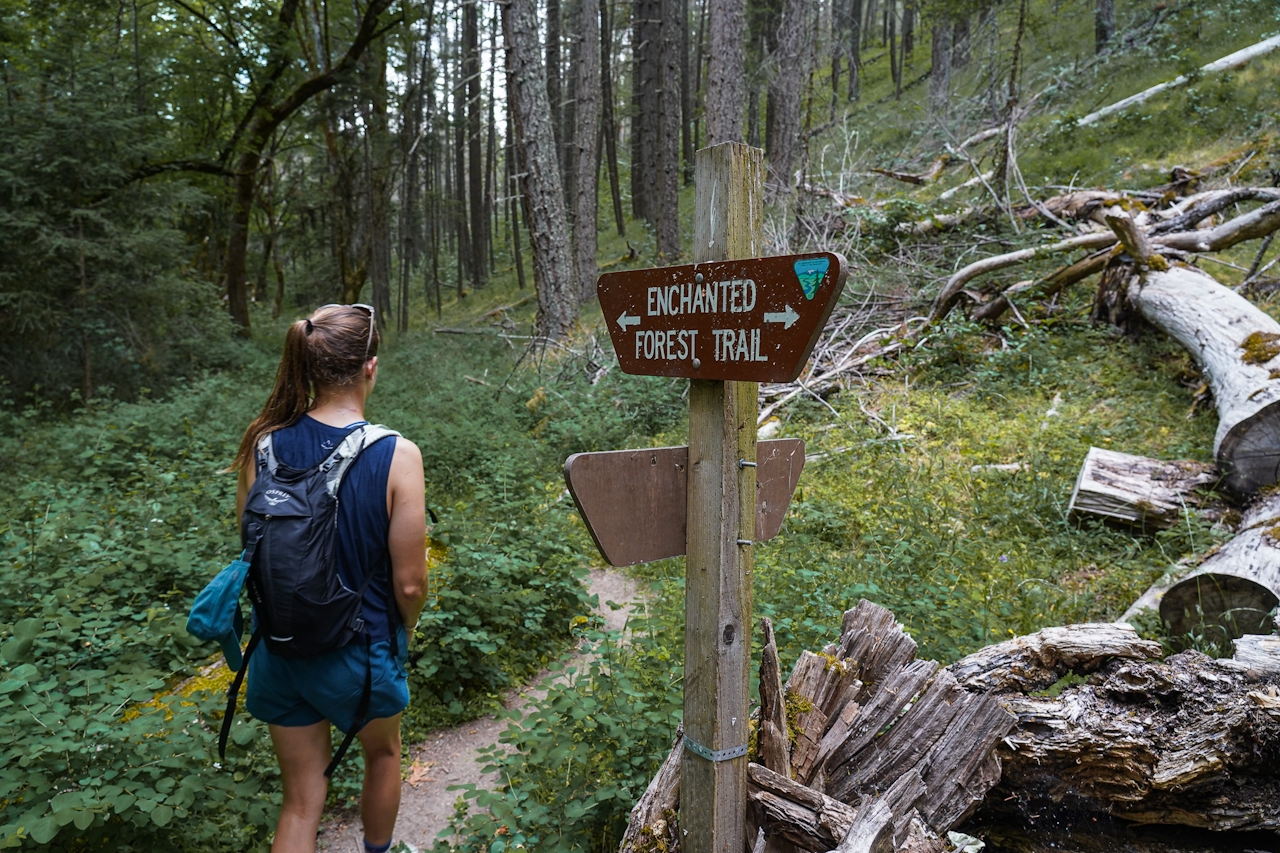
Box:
[793,257,829,300]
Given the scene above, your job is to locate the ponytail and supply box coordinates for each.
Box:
[229,304,377,472]
[230,319,313,472]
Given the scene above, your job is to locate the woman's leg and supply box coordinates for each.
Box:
[269,721,332,853]
[356,713,403,846]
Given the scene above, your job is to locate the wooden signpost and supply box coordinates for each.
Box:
[564,143,845,853]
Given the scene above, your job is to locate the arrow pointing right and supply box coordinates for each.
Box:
[764,304,799,329]
[617,311,641,331]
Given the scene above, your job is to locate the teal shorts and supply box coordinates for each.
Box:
[245,624,409,733]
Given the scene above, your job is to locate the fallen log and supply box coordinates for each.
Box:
[958,641,1280,833]
[927,189,1280,329]
[947,623,1163,694]
[1077,34,1280,127]
[1097,212,1280,494]
[1159,492,1280,643]
[1067,447,1219,530]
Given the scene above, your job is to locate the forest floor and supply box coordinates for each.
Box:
[316,567,644,852]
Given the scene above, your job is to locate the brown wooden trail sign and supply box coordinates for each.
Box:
[597,252,848,382]
[563,438,804,567]
[562,142,778,853]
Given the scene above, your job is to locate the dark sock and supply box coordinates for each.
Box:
[363,840,392,853]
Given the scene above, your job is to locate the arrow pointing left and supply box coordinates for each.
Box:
[617,311,641,331]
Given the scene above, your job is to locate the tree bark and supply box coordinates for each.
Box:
[928,9,951,113]
[848,0,862,101]
[758,618,791,778]
[1095,0,1114,54]
[657,0,682,257]
[503,0,576,339]
[1106,220,1280,494]
[464,0,485,290]
[599,0,625,237]
[961,642,1280,833]
[631,0,660,221]
[573,0,600,302]
[546,0,562,177]
[1160,492,1280,644]
[765,0,808,194]
[705,0,745,144]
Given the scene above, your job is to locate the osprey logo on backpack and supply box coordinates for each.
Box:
[263,488,293,506]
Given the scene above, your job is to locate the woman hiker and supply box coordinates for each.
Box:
[229,304,428,853]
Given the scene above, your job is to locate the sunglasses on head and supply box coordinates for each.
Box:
[317,303,376,362]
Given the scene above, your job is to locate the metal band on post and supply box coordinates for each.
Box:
[684,737,749,763]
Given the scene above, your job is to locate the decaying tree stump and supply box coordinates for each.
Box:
[950,623,1280,833]
[619,602,1014,853]
[1067,447,1218,531]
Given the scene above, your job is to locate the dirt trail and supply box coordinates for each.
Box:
[317,567,641,852]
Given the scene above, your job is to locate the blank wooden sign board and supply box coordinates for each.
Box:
[563,438,805,566]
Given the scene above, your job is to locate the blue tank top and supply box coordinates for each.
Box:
[266,415,399,642]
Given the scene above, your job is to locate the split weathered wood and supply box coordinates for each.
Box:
[618,726,683,853]
[1159,492,1280,642]
[682,141,764,853]
[1067,447,1218,530]
[946,623,1163,694]
[621,601,1014,853]
[758,618,791,779]
[976,644,1280,832]
[769,601,1013,843]
[1225,633,1280,678]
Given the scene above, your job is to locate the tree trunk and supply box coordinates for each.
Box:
[546,0,562,174]
[631,0,660,221]
[1106,229,1280,494]
[599,0,625,237]
[221,0,394,333]
[705,0,746,144]
[951,13,969,68]
[465,0,485,290]
[656,0,682,258]
[766,0,808,194]
[928,9,951,113]
[902,2,914,58]
[452,33,470,297]
[680,0,692,184]
[573,0,600,301]
[622,600,1010,853]
[1095,0,1114,54]
[563,0,579,211]
[848,0,862,101]
[504,0,576,338]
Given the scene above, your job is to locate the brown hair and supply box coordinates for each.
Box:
[230,305,380,472]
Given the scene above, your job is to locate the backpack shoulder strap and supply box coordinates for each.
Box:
[321,424,401,498]
[255,432,280,476]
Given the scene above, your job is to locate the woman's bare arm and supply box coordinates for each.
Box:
[386,439,429,631]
